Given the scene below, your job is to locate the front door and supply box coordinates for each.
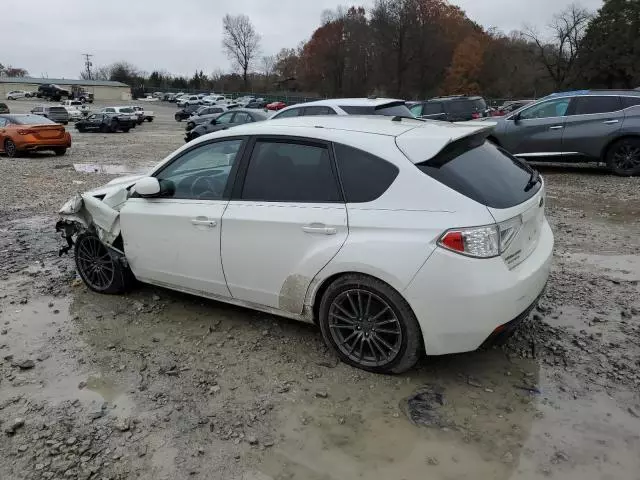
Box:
[501,97,571,155]
[120,138,245,297]
[221,137,348,314]
[561,95,624,158]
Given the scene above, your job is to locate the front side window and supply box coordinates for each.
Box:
[242,140,340,203]
[571,96,622,115]
[409,104,423,116]
[519,98,570,120]
[233,112,253,123]
[155,139,243,200]
[105,108,115,113]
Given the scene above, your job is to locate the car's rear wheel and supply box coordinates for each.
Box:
[74,233,134,294]
[122,127,130,133]
[175,114,182,122]
[146,117,153,122]
[607,138,640,176]
[318,274,422,374]
[4,139,18,158]
[53,148,67,156]
[186,122,195,130]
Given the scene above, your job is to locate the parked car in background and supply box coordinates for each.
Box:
[62,106,84,122]
[132,106,154,122]
[174,104,203,122]
[185,113,224,132]
[75,113,135,133]
[484,90,640,176]
[6,90,31,100]
[100,107,138,125]
[266,101,287,111]
[30,105,70,124]
[177,95,202,107]
[246,99,267,109]
[408,96,489,121]
[235,96,256,106]
[491,100,534,117]
[271,98,413,119]
[185,109,269,142]
[0,103,9,114]
[0,114,71,157]
[71,86,94,103]
[61,99,87,110]
[37,84,71,101]
[203,95,228,106]
[56,115,552,373]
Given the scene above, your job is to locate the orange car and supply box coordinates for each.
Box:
[0,114,71,157]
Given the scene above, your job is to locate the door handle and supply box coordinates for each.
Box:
[549,126,564,130]
[302,224,337,235]
[603,120,619,125]
[191,217,217,228]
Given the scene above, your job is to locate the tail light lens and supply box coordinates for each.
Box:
[439,216,522,258]
[471,112,480,119]
[17,129,35,135]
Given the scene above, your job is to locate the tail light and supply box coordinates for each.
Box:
[439,216,522,258]
[17,129,36,135]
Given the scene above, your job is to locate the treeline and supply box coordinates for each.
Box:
[87,0,639,99]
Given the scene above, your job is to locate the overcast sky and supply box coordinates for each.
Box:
[4,0,603,79]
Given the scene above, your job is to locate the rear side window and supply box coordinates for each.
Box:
[417,136,541,209]
[273,108,302,119]
[621,96,640,108]
[334,144,398,202]
[303,106,336,116]
[339,103,413,117]
[571,96,622,115]
[242,140,340,203]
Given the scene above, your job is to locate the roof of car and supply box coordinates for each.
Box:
[194,115,492,163]
[546,89,640,98]
[286,98,405,109]
[427,95,485,102]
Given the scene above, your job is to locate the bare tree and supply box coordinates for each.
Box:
[222,14,261,89]
[522,4,592,89]
[261,55,276,78]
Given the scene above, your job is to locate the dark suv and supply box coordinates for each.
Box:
[37,84,71,102]
[409,96,489,122]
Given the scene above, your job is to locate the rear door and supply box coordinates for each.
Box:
[500,97,571,155]
[561,96,624,158]
[221,137,347,314]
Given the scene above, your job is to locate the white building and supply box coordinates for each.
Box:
[0,77,131,101]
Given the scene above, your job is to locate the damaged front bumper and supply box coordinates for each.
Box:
[56,186,130,256]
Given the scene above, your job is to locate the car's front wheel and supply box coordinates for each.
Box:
[74,233,135,294]
[318,274,422,374]
[607,138,640,176]
[53,148,67,156]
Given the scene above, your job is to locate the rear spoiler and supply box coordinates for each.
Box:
[420,128,493,168]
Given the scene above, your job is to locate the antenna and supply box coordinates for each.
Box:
[82,53,94,80]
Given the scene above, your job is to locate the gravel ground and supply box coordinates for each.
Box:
[1,98,639,480]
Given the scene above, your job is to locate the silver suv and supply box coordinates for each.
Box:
[486,90,640,176]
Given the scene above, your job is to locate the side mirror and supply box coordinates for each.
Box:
[210,118,217,125]
[134,177,161,197]
[512,112,521,123]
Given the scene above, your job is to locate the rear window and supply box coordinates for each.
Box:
[446,98,486,114]
[49,107,67,113]
[422,103,444,115]
[13,115,56,125]
[416,135,541,209]
[339,102,413,117]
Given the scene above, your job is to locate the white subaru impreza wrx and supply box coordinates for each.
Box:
[57,115,553,374]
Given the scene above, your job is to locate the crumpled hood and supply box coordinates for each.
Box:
[86,174,144,197]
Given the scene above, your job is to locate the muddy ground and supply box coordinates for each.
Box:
[1,98,639,480]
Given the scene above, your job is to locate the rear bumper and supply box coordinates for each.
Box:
[18,133,72,151]
[403,218,554,355]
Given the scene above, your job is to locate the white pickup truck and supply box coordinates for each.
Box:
[132,106,155,123]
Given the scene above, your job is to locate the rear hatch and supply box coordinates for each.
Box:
[47,107,69,122]
[399,128,544,268]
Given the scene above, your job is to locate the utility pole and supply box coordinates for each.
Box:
[82,53,93,80]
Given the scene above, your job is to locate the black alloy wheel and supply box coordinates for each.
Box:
[74,233,134,294]
[318,274,422,374]
[4,139,18,157]
[328,289,403,368]
[608,138,640,176]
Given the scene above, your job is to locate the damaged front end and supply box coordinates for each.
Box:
[55,185,131,257]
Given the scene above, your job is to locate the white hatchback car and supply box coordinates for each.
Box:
[270,98,413,119]
[56,116,553,373]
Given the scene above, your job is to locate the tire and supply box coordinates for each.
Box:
[187,133,199,142]
[3,139,18,158]
[8,96,14,100]
[110,121,118,133]
[606,138,640,176]
[186,122,195,131]
[318,274,422,374]
[76,126,85,133]
[122,127,130,133]
[137,119,143,125]
[100,124,110,133]
[175,114,182,122]
[146,117,153,122]
[53,148,67,156]
[74,232,135,294]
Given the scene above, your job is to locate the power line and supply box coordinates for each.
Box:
[82,53,94,80]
